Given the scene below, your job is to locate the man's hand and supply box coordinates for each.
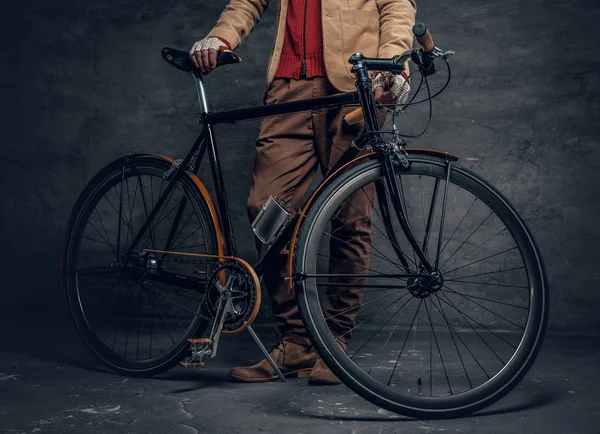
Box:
[373,72,410,107]
[189,37,228,73]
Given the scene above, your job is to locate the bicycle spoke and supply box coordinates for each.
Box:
[87,221,116,254]
[445,279,528,291]
[137,174,156,250]
[443,246,519,275]
[424,299,453,395]
[124,175,136,249]
[388,299,423,386]
[434,164,451,268]
[169,208,196,250]
[318,252,390,276]
[437,291,513,358]
[139,189,179,249]
[75,266,117,275]
[173,242,207,250]
[367,297,413,375]
[94,207,114,252]
[324,281,419,322]
[136,284,142,360]
[443,227,508,273]
[149,283,156,358]
[342,192,417,270]
[170,222,206,252]
[360,186,418,270]
[325,229,406,272]
[438,197,478,259]
[430,295,474,388]
[81,235,116,250]
[387,178,419,268]
[347,292,412,360]
[421,177,439,259]
[152,284,204,305]
[441,286,528,309]
[448,266,526,281]
[106,190,135,246]
[155,288,187,334]
[443,285,525,330]
[440,211,493,270]
[152,292,177,347]
[337,291,412,345]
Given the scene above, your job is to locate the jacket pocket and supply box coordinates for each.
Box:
[340,10,380,79]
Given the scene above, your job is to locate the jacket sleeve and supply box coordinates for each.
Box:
[376,0,417,73]
[206,0,271,50]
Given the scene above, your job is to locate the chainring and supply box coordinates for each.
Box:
[204,261,259,333]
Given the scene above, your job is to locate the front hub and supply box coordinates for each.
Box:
[408,269,444,299]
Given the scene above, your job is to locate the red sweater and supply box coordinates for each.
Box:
[217,1,327,79]
[275,0,326,79]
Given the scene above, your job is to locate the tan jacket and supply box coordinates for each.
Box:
[206,0,417,93]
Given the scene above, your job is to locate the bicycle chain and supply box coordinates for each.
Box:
[149,259,246,323]
[152,286,212,321]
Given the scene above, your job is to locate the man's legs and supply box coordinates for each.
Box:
[229,77,331,382]
[230,77,386,382]
[312,86,387,345]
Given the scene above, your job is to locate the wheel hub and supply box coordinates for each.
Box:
[112,251,158,284]
[408,269,444,299]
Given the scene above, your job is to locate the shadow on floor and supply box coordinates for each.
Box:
[285,386,565,422]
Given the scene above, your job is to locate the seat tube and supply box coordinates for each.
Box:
[350,53,382,134]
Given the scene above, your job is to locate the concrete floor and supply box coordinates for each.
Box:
[1,312,598,434]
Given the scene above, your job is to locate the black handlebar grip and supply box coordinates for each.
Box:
[413,22,435,52]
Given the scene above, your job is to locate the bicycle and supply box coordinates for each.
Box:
[60,23,548,419]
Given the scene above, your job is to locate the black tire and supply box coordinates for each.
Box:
[294,155,548,418]
[63,154,219,377]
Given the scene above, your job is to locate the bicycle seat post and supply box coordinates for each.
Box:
[192,73,210,114]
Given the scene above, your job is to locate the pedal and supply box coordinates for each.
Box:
[180,337,213,368]
[179,361,205,368]
[187,338,213,345]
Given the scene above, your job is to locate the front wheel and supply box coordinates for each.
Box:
[293,155,548,418]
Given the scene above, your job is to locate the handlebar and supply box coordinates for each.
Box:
[343,22,451,127]
[412,22,435,52]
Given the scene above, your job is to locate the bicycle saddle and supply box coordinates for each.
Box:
[161,47,242,74]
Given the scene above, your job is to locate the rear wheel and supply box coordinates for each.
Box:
[294,155,548,418]
[63,154,219,376]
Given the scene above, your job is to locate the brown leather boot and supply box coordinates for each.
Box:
[228,340,317,383]
[308,341,347,386]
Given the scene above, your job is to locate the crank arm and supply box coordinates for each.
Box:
[206,288,232,359]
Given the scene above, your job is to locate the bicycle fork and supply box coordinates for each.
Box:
[376,148,453,273]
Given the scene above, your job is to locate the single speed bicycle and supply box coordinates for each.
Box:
[61,23,548,419]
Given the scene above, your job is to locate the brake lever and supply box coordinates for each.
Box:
[433,47,455,60]
[411,47,455,77]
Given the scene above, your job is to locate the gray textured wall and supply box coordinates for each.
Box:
[1,0,599,333]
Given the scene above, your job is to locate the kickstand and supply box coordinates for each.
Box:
[246,326,287,382]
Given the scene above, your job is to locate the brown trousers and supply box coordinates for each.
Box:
[248,77,384,347]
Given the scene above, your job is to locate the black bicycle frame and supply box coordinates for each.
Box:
[126,53,434,284]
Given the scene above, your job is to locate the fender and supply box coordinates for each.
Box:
[60,153,225,277]
[149,153,226,258]
[286,147,460,288]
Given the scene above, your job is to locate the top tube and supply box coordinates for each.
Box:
[195,49,415,124]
